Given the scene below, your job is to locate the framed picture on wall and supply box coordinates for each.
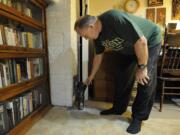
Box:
[146,8,155,22]
[172,0,180,20]
[156,8,166,26]
[148,0,163,7]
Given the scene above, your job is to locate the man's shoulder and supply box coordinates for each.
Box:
[104,9,121,14]
[99,9,125,23]
[100,9,123,17]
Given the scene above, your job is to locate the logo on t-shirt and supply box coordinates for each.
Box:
[102,37,125,51]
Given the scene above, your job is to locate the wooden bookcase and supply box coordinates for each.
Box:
[0,0,51,134]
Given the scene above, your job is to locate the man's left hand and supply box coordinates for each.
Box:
[135,68,150,85]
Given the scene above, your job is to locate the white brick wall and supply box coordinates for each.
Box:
[46,0,78,106]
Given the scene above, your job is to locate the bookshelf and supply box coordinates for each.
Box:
[0,0,51,135]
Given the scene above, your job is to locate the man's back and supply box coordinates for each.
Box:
[99,9,162,47]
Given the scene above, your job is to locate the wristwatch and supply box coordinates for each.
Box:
[138,64,147,69]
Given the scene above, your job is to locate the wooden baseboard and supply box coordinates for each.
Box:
[7,104,52,135]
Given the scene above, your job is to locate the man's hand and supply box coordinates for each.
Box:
[85,53,104,86]
[135,67,149,85]
[85,75,94,86]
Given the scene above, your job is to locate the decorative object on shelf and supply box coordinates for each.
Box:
[124,0,140,13]
[148,0,163,7]
[156,7,166,27]
[172,0,180,20]
[146,8,155,23]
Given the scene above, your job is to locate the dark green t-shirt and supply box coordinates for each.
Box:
[94,9,162,55]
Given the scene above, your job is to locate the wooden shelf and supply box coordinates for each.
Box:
[0,1,51,134]
[0,3,45,30]
[31,0,45,9]
[167,32,180,36]
[0,46,45,58]
[37,0,47,7]
[8,104,52,135]
[0,76,46,101]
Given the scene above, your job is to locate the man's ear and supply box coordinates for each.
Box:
[89,24,94,28]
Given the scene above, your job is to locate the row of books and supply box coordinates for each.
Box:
[0,86,45,134]
[0,58,44,88]
[0,0,32,17]
[0,25,43,48]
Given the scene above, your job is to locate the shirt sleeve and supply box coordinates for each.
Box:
[94,39,105,54]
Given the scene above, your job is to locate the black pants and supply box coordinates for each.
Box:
[113,44,161,120]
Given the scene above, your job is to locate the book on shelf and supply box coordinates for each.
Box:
[13,98,21,124]
[0,71,3,88]
[0,24,43,48]
[16,63,21,83]
[2,59,17,85]
[4,26,17,46]
[21,31,42,48]
[0,86,45,132]
[0,25,6,45]
[0,60,11,87]
[33,32,43,48]
[26,58,44,79]
[13,0,23,12]
[0,0,9,6]
[0,26,4,45]
[31,58,44,77]
[0,0,22,12]
[27,32,33,48]
[0,58,43,88]
[0,30,3,45]
[15,58,28,82]
[0,1,34,19]
[7,59,16,84]
[6,101,16,128]
[22,94,27,117]
[0,103,9,135]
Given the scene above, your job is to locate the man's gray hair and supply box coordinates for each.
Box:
[74,15,97,29]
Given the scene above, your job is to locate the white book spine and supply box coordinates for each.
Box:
[2,64,8,86]
[11,29,16,46]
[0,71,2,88]
[0,28,3,45]
[27,59,32,79]
[19,97,23,119]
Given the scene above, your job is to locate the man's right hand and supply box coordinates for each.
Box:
[85,75,94,85]
[85,53,104,86]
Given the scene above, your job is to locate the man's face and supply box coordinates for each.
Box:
[76,25,100,40]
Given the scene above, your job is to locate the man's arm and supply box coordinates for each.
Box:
[86,53,104,85]
[134,36,148,65]
[134,36,150,85]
